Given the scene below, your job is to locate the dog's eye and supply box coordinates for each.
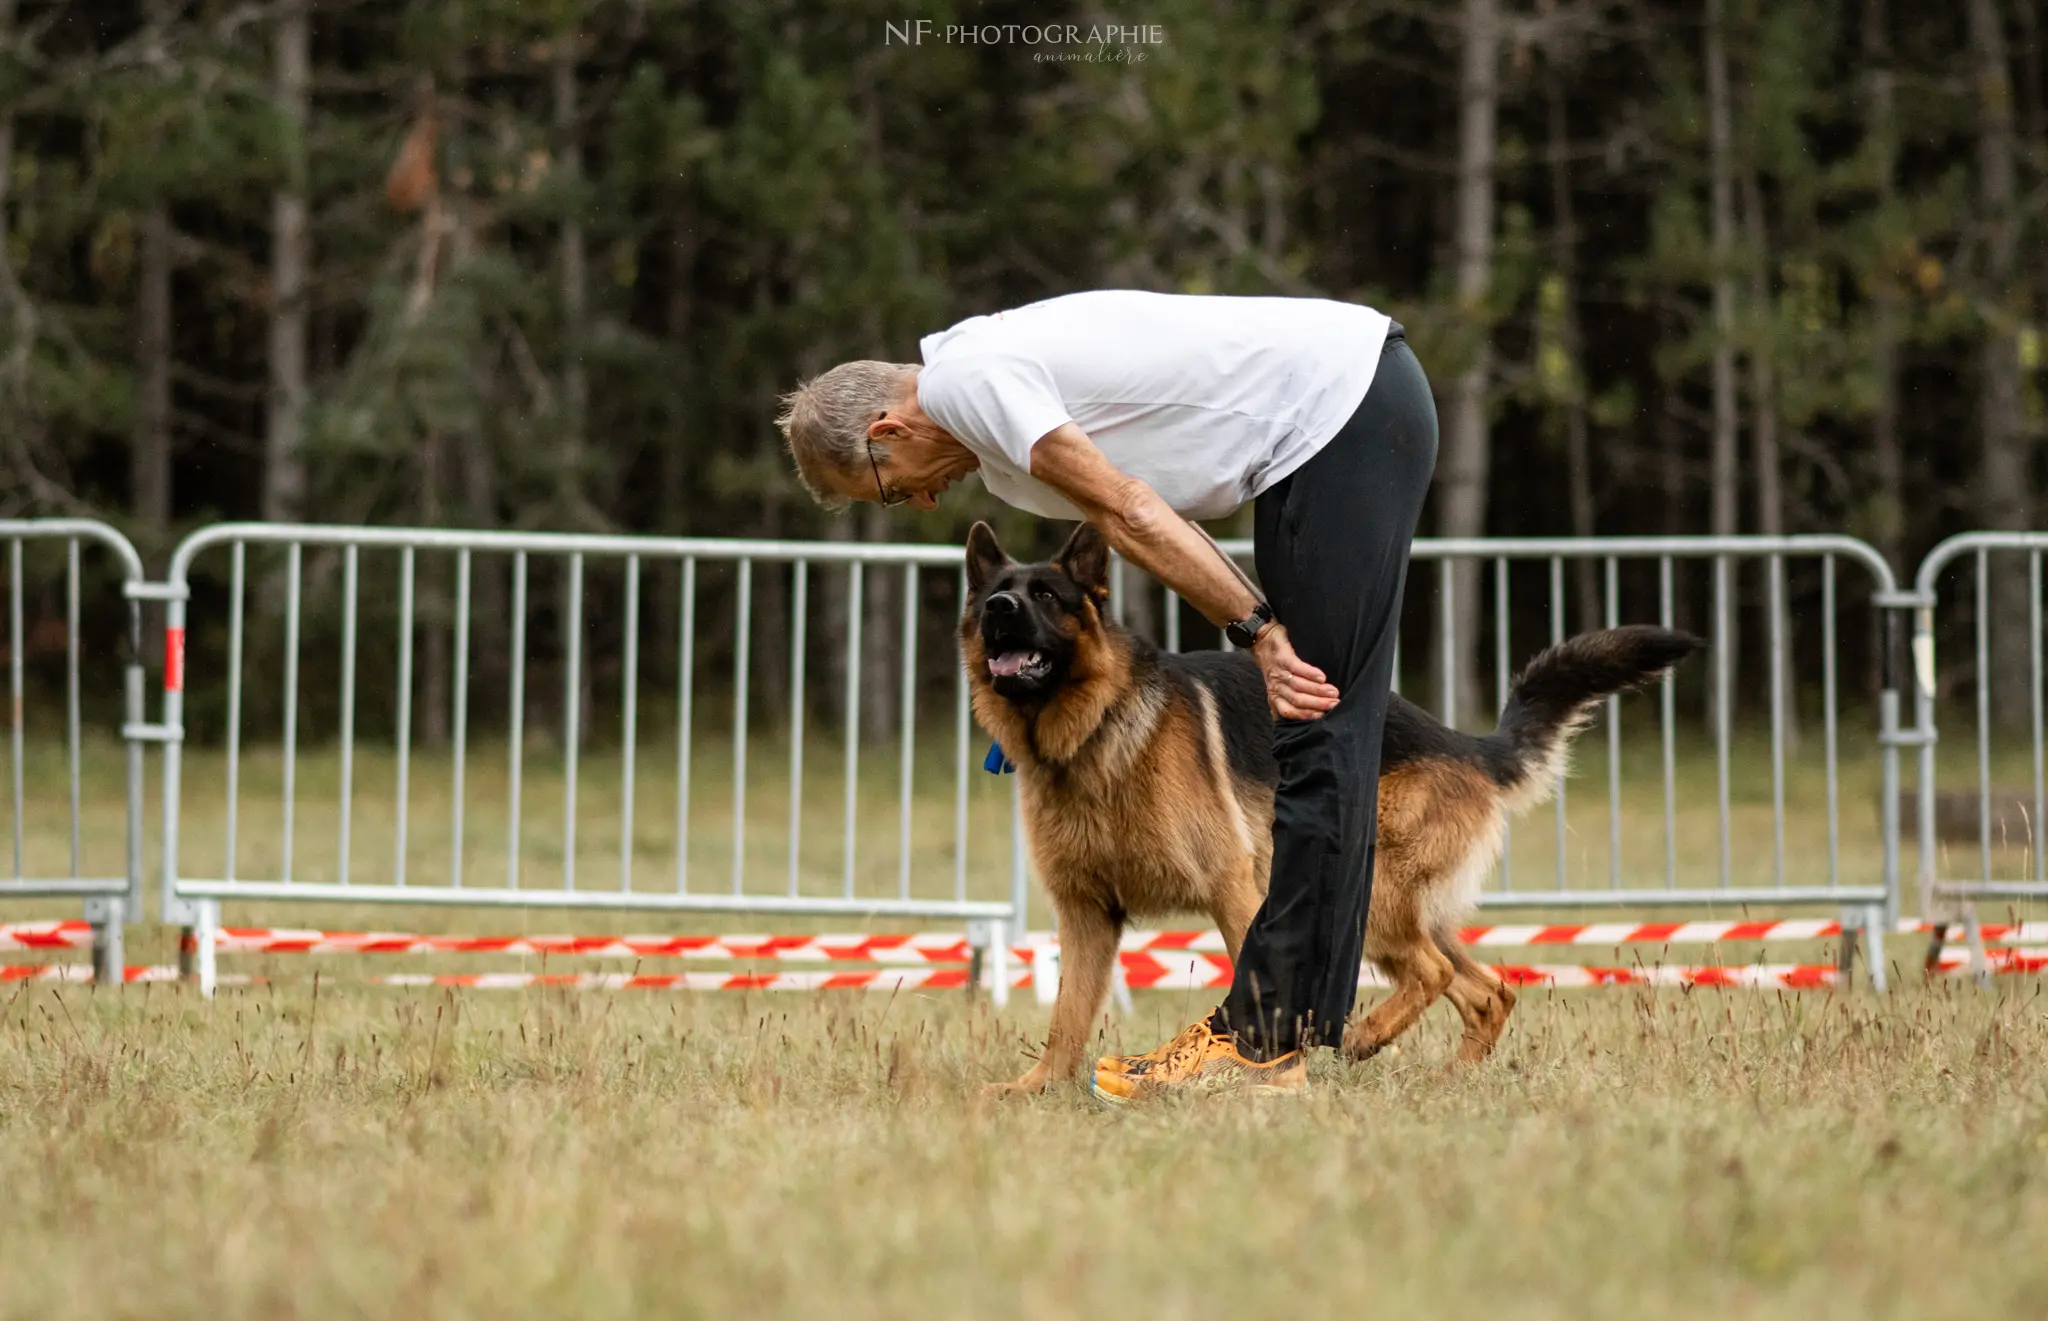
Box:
[1031,584,1055,602]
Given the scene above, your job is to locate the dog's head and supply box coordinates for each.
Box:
[959,520,1112,704]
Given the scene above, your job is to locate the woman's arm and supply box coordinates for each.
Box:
[1028,422,1339,719]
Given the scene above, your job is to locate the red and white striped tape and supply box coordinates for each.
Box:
[0,921,94,952]
[369,963,1847,992]
[201,928,986,961]
[1,963,208,984]
[8,950,2045,990]
[8,918,2047,975]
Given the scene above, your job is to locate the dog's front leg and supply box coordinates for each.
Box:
[984,898,1120,1097]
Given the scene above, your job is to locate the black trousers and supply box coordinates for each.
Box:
[1211,329,1438,1056]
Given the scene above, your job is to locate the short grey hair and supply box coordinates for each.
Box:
[776,360,920,508]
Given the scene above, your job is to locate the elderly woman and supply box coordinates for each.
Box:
[778,290,1437,1101]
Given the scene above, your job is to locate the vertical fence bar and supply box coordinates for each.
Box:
[394,547,415,886]
[8,539,19,877]
[1494,556,1511,891]
[898,563,919,900]
[730,557,750,896]
[2033,551,2044,887]
[1713,555,1732,891]
[675,557,695,892]
[507,551,527,889]
[621,555,641,893]
[1551,556,1567,888]
[1822,556,1840,890]
[843,561,863,897]
[65,540,80,877]
[788,561,807,897]
[1606,556,1621,890]
[1767,554,1786,888]
[1164,588,1181,653]
[955,565,970,902]
[1438,558,1456,728]
[451,550,470,887]
[1977,550,1993,885]
[1914,593,1937,920]
[337,545,358,886]
[564,553,585,892]
[281,544,302,881]
[1659,557,1677,888]
[225,542,245,881]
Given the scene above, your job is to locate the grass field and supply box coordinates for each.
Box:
[1,978,2044,1318]
[3,725,2046,1317]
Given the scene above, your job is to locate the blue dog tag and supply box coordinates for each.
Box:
[983,741,1016,774]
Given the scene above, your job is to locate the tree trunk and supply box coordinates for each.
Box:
[552,33,592,746]
[132,204,172,544]
[1967,0,2033,717]
[261,0,309,525]
[820,516,854,731]
[1544,65,1600,635]
[1705,0,1741,730]
[1438,0,1499,729]
[552,33,588,520]
[1741,165,1797,747]
[1864,0,1904,573]
[420,427,448,748]
[859,503,897,745]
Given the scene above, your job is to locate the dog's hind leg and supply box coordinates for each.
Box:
[985,896,1120,1097]
[1342,938,1453,1061]
[1434,932,1517,1062]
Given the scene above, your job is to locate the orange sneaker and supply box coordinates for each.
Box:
[1090,1020,1307,1106]
[1093,1018,1214,1082]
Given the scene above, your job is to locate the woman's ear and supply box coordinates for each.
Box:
[1054,521,1110,598]
[965,522,1011,592]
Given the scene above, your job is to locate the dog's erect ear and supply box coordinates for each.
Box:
[1055,522,1111,597]
[965,522,1011,593]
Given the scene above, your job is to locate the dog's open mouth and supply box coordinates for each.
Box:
[987,649,1051,681]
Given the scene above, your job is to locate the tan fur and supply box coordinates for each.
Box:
[970,631,1529,1097]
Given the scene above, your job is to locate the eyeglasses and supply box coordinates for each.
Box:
[868,414,909,507]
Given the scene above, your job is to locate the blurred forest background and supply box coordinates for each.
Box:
[1,0,2044,736]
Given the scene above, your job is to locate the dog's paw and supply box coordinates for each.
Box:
[980,1076,1049,1100]
[1341,1036,1397,1063]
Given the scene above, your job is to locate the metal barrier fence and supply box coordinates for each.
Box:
[3,520,1941,996]
[1176,535,1905,985]
[0,519,159,980]
[156,525,1023,996]
[1905,535,2048,958]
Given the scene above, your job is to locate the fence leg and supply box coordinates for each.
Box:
[1960,905,1991,988]
[1836,907,1858,985]
[1031,934,1059,1007]
[1109,957,1133,1016]
[86,898,124,987]
[967,919,1010,1009]
[178,899,219,997]
[1862,904,1888,993]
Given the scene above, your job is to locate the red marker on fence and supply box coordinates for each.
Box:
[164,626,185,693]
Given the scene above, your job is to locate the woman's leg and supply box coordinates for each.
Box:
[1212,339,1438,1056]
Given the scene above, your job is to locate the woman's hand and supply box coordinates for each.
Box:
[1251,623,1340,720]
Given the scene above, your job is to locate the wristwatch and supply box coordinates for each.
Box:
[1224,601,1274,649]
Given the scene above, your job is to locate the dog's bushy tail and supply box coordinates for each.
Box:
[1480,625,1705,810]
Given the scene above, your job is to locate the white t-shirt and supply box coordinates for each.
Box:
[916,290,1391,521]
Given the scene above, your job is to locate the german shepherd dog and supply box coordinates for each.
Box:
[961,521,1703,1096]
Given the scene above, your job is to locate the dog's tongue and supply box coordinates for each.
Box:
[988,650,1038,677]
